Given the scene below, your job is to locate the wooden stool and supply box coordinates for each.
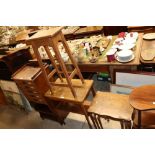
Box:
[26,26,85,98]
[26,27,96,128]
[88,91,133,129]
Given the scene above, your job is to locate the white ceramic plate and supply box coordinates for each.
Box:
[126,32,138,40]
[123,38,136,44]
[118,43,135,50]
[116,54,135,63]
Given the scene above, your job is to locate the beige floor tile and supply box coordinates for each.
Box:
[101,119,121,129]
[63,112,86,129]
[41,119,63,129]
[0,105,123,129]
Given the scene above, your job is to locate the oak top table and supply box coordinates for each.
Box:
[67,33,143,82]
[129,85,155,128]
[30,32,143,68]
[31,33,143,82]
[67,33,143,66]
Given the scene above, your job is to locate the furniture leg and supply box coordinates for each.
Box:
[80,104,92,129]
[120,120,124,129]
[91,86,96,97]
[138,110,141,129]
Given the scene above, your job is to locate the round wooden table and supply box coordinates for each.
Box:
[129,85,155,128]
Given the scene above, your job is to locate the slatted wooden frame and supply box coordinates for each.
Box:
[26,28,85,98]
[87,91,134,129]
[89,112,132,129]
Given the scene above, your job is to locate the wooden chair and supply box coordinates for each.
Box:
[88,91,134,129]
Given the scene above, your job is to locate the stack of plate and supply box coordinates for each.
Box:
[116,50,134,62]
[112,32,138,50]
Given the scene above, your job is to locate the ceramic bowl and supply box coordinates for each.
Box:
[116,50,133,61]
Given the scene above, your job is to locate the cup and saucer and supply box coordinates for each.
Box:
[115,50,135,63]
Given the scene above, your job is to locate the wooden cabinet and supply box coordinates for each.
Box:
[12,63,68,124]
[12,63,50,104]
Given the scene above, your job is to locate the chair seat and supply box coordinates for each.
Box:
[88,91,133,121]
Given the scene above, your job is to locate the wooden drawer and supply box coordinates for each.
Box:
[12,64,50,104]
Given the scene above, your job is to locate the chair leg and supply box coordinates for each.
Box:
[98,115,103,129]
[94,114,101,129]
[91,86,96,97]
[121,120,132,129]
[90,114,97,129]
[80,104,92,129]
[126,121,133,129]
[120,120,125,129]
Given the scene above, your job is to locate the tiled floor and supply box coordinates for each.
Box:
[0,74,122,129]
[0,104,122,129]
